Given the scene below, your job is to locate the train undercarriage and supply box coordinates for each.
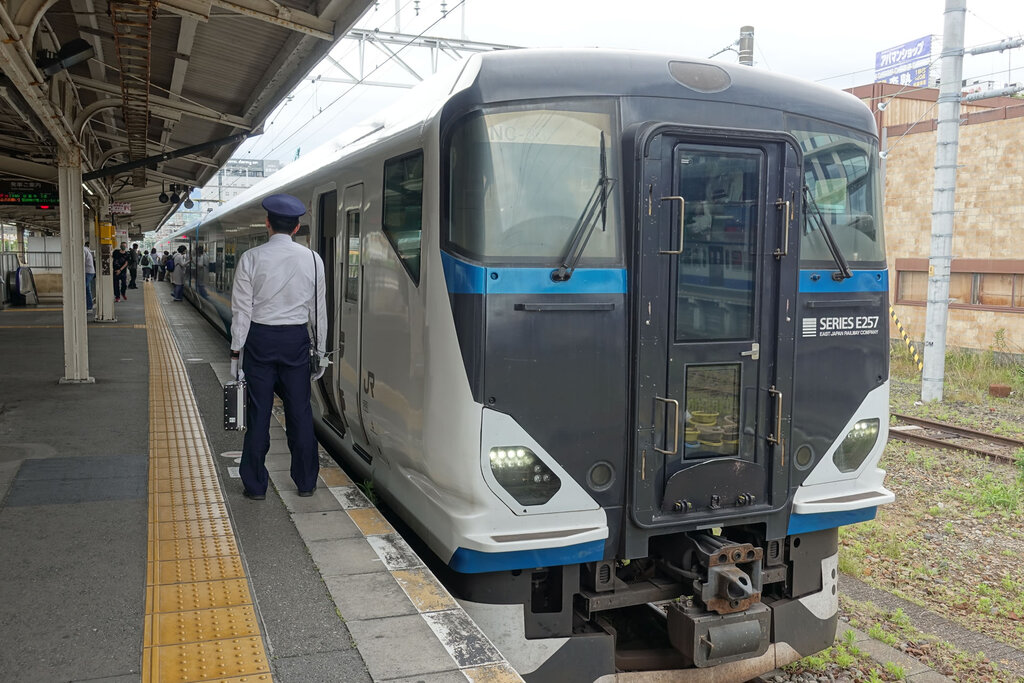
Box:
[452,527,839,682]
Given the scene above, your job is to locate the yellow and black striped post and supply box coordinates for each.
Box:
[889,305,923,372]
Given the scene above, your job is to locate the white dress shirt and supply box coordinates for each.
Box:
[84,246,95,275]
[230,233,327,355]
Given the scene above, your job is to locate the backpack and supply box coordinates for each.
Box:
[166,256,175,272]
[141,253,150,267]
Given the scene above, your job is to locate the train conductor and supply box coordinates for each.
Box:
[230,193,327,500]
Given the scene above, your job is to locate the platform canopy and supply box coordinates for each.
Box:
[0,0,373,236]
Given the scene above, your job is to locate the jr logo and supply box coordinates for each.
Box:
[362,370,375,397]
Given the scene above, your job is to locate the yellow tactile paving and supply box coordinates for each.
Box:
[147,579,253,614]
[392,568,458,613]
[141,282,271,683]
[147,637,270,682]
[149,605,262,646]
[346,507,396,536]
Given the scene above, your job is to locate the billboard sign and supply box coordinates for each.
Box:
[876,36,933,81]
[880,64,931,88]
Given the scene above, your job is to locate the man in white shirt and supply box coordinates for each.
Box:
[84,241,95,312]
[229,193,327,500]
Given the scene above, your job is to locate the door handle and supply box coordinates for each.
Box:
[658,196,685,255]
[767,385,783,445]
[773,198,792,259]
[655,396,680,455]
[740,342,760,360]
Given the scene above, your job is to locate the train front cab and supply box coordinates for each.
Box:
[442,103,894,682]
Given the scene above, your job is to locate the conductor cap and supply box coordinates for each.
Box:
[261,193,306,219]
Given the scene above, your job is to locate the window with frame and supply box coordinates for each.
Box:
[345,210,360,303]
[382,151,424,283]
[896,259,1024,312]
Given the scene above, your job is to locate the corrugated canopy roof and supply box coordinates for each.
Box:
[0,0,373,236]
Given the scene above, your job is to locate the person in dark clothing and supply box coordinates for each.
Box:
[112,242,129,302]
[127,243,140,288]
[158,250,170,281]
[230,194,326,501]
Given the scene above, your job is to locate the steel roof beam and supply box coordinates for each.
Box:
[157,0,334,39]
[71,77,251,128]
[84,130,254,180]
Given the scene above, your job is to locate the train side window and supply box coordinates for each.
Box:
[382,150,424,283]
[345,210,360,302]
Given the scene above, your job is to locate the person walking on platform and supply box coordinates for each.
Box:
[158,250,170,281]
[112,242,129,302]
[170,245,189,301]
[229,193,327,501]
[84,241,95,312]
[149,248,159,282]
[140,248,152,282]
[127,243,140,289]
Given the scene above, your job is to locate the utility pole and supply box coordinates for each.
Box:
[921,0,965,403]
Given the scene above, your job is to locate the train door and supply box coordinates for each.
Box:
[338,183,368,446]
[314,187,345,434]
[632,129,800,527]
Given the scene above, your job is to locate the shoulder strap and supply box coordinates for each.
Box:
[311,249,318,353]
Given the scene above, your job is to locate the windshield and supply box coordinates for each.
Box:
[446,102,620,263]
[790,125,886,267]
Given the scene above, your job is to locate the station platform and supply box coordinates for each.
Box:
[0,281,521,683]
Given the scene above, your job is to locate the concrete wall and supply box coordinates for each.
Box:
[882,112,1024,353]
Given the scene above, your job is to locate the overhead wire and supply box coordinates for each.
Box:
[258,0,467,162]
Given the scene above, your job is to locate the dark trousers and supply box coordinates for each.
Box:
[172,283,184,300]
[240,323,318,495]
[114,270,127,298]
[128,267,138,288]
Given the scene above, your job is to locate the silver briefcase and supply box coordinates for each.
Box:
[223,380,247,431]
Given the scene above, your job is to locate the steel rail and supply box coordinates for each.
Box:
[890,413,1024,449]
[888,413,1024,465]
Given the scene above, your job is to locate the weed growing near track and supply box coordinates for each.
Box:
[839,596,1017,682]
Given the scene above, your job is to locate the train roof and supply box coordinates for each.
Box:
[178,48,875,240]
[459,49,876,136]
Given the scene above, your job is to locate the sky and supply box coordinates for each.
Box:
[227,0,1024,172]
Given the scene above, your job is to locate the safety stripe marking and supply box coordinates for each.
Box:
[142,282,271,683]
[888,305,923,372]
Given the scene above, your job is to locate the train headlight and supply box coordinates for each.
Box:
[489,446,561,506]
[833,419,880,473]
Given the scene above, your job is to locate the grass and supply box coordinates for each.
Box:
[891,334,1024,405]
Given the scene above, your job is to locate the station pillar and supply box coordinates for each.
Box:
[93,201,117,323]
[57,145,94,383]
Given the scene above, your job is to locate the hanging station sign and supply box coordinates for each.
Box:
[0,180,59,207]
[109,202,132,215]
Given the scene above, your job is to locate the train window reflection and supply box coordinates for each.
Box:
[447,102,620,263]
[383,151,424,283]
[793,129,885,267]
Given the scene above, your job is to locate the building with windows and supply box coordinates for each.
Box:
[848,83,1024,354]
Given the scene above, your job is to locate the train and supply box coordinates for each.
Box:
[166,49,895,681]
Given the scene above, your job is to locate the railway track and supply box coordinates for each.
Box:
[888,413,1024,465]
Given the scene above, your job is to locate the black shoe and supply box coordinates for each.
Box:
[297,487,316,497]
[243,489,265,501]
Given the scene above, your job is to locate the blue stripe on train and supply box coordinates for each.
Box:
[799,269,888,293]
[787,506,878,535]
[441,252,627,295]
[449,539,606,573]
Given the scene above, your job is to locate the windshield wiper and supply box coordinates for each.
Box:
[551,132,616,282]
[802,184,853,281]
